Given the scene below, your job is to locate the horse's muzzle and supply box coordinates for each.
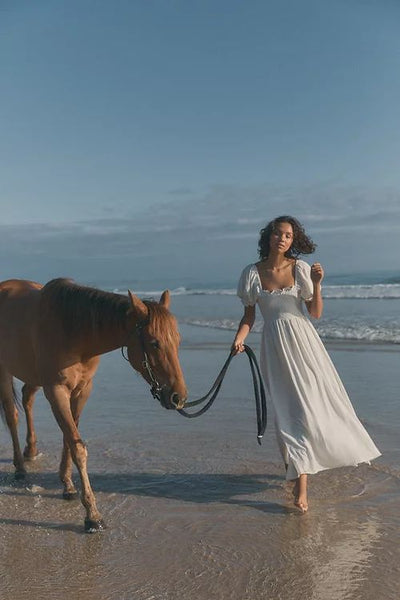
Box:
[170,392,186,410]
[160,391,186,410]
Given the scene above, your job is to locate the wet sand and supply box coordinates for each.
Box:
[1,327,400,600]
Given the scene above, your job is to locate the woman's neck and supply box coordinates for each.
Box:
[263,251,290,269]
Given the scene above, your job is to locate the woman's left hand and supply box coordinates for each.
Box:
[311,262,324,284]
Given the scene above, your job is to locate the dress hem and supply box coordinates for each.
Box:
[285,453,382,481]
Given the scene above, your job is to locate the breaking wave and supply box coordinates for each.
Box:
[114,284,400,300]
[183,318,400,344]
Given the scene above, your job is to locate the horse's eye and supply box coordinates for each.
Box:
[150,339,160,350]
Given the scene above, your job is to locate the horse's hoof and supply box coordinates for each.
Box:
[63,490,78,501]
[84,518,106,533]
[23,450,41,461]
[14,469,27,480]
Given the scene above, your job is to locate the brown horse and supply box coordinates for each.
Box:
[0,278,187,532]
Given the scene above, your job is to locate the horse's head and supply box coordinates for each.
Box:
[125,290,187,410]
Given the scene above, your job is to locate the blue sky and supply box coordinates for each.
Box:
[1,1,400,284]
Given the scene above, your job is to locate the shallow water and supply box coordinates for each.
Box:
[1,324,400,599]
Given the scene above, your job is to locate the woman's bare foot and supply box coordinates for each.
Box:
[294,495,308,513]
[293,474,308,513]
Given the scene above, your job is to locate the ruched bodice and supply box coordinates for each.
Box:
[257,286,308,323]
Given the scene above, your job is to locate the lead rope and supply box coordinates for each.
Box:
[178,345,267,445]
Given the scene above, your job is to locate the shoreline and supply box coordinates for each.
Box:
[180,321,400,351]
[180,328,400,353]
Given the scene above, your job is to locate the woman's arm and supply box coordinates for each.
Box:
[305,262,324,319]
[232,305,256,354]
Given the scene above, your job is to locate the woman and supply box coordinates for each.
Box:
[232,216,380,513]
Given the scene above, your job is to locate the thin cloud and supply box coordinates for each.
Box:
[1,183,399,282]
[168,187,194,195]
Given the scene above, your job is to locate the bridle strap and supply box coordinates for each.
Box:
[121,318,164,403]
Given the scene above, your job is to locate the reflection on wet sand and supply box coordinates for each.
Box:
[270,508,382,600]
[1,455,400,600]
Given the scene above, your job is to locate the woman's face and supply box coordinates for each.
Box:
[269,222,294,255]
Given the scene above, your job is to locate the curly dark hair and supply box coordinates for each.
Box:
[258,215,316,260]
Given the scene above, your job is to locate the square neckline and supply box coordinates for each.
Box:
[254,260,297,294]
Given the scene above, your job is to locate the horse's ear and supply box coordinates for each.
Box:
[159,290,170,309]
[127,290,148,319]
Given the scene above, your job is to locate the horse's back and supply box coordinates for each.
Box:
[0,278,42,293]
[0,279,42,323]
[0,279,42,312]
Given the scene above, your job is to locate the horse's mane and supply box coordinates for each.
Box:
[41,278,131,336]
[40,279,179,343]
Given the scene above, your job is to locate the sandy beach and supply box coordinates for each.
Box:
[1,325,400,600]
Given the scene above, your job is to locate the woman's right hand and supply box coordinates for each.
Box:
[231,339,245,355]
[232,306,254,355]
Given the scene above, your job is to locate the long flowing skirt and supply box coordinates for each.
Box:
[260,316,381,480]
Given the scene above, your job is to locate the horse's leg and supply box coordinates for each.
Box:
[22,384,40,460]
[59,435,78,500]
[0,368,26,478]
[43,383,104,532]
[59,381,93,501]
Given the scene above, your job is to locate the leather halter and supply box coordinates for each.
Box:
[121,317,164,404]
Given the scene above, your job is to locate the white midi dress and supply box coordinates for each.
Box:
[237,260,381,480]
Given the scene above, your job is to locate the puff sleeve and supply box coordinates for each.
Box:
[237,264,261,306]
[296,260,314,301]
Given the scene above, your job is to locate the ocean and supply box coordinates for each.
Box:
[113,270,400,345]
